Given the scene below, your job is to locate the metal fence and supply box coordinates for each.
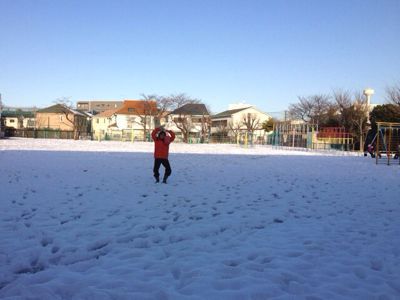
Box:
[5,128,92,140]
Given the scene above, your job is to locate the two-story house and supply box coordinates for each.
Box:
[166,103,210,143]
[36,104,90,139]
[91,109,118,139]
[98,100,158,141]
[211,104,271,143]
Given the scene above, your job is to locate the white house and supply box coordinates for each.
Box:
[165,103,210,143]
[92,100,158,141]
[211,105,271,143]
[91,109,118,139]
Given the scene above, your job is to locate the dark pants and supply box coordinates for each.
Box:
[153,158,172,180]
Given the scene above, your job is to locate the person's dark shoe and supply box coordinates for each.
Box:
[155,177,160,183]
[162,178,167,184]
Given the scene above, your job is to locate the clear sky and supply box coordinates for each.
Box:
[1,0,399,114]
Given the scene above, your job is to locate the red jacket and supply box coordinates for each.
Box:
[151,128,175,159]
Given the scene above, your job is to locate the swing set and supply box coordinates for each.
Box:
[374,122,400,165]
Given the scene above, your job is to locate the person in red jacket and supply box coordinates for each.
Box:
[151,127,175,183]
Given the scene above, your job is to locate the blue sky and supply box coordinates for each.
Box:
[1,0,399,114]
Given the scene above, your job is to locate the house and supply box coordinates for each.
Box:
[1,110,36,129]
[91,109,118,139]
[211,105,271,143]
[95,100,158,141]
[36,104,90,139]
[76,100,123,114]
[166,103,210,143]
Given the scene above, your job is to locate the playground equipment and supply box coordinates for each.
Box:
[268,122,353,151]
[316,127,353,151]
[375,122,400,165]
[268,122,313,148]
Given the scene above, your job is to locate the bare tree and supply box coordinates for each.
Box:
[167,93,200,110]
[54,97,73,109]
[312,95,331,125]
[386,83,400,106]
[214,120,229,139]
[168,93,203,143]
[228,120,242,143]
[289,94,331,126]
[333,89,352,129]
[288,96,313,122]
[173,114,193,143]
[332,89,370,150]
[351,92,369,151]
[242,113,260,133]
[125,95,158,140]
[199,113,211,143]
[141,94,173,127]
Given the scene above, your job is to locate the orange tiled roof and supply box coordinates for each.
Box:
[94,109,118,118]
[116,100,158,115]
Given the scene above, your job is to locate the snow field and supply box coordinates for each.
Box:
[0,138,399,299]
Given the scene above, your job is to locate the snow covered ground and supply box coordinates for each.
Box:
[1,138,399,300]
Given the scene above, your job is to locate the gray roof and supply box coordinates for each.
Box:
[37,104,87,116]
[37,104,71,113]
[171,103,209,115]
[211,107,249,119]
[1,110,35,118]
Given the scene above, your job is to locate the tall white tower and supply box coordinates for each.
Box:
[363,88,374,124]
[363,88,374,107]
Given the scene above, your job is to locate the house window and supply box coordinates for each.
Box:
[10,119,15,123]
[212,120,227,127]
[173,117,185,122]
[128,108,135,113]
[192,118,202,123]
[96,119,99,124]
[60,115,63,122]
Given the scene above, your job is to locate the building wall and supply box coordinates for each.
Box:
[115,114,155,131]
[23,118,36,128]
[36,113,87,131]
[5,117,19,129]
[92,114,156,140]
[92,116,115,137]
[231,107,270,127]
[77,101,123,113]
[4,117,36,129]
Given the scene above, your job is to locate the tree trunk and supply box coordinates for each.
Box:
[183,131,189,143]
[359,119,364,152]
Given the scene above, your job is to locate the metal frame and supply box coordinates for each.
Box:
[376,122,400,165]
